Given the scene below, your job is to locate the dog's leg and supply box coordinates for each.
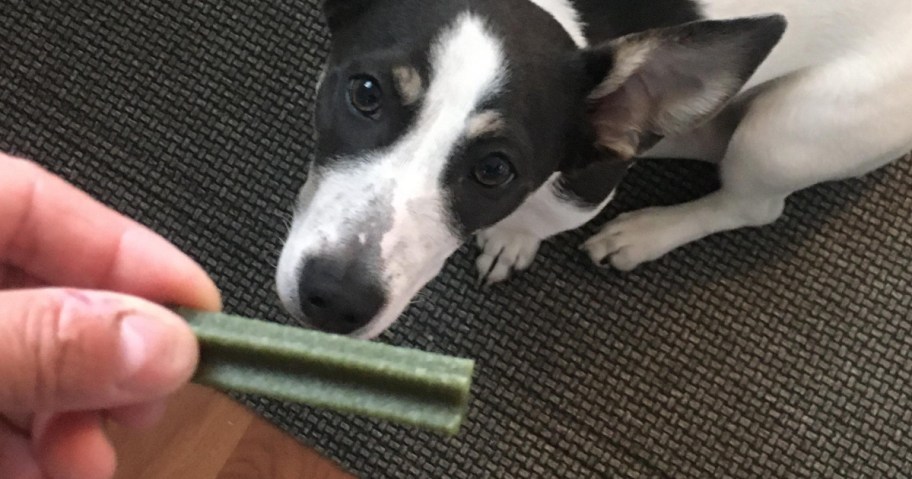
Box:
[584,61,912,270]
[476,161,625,284]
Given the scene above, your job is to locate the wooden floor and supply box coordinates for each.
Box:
[107,384,355,479]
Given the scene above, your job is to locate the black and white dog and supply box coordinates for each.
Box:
[277,0,912,337]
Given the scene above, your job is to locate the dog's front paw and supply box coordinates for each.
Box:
[475,228,542,285]
[582,207,687,271]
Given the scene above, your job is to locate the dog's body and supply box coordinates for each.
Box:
[584,0,912,271]
[277,0,912,337]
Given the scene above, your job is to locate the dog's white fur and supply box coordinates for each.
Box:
[277,14,508,337]
[486,0,912,275]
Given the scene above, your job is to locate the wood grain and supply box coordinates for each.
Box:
[107,385,354,479]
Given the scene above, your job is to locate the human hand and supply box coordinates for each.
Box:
[0,153,221,479]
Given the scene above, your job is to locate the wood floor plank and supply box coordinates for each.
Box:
[109,385,253,479]
[108,385,352,479]
[217,418,354,479]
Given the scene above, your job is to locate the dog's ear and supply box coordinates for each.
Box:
[580,15,786,159]
[322,0,371,32]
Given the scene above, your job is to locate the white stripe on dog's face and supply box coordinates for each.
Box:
[525,0,588,47]
[277,13,507,337]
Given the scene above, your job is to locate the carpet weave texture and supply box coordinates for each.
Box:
[2,2,911,477]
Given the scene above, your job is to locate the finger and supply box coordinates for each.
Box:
[0,154,220,311]
[0,289,198,413]
[0,419,44,479]
[33,412,115,479]
[3,411,34,433]
[105,400,168,430]
[0,264,46,289]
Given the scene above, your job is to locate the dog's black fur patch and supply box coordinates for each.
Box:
[573,0,702,43]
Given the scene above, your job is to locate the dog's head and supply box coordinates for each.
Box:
[277,0,785,337]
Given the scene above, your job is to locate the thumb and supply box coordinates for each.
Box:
[0,289,198,413]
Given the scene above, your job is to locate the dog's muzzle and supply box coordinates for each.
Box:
[276,160,463,338]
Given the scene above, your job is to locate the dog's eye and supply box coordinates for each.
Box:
[348,75,383,116]
[473,153,515,187]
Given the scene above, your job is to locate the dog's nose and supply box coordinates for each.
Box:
[297,256,386,335]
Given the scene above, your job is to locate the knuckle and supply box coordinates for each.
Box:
[15,290,66,409]
[20,290,115,409]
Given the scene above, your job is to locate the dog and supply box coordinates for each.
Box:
[276,0,912,338]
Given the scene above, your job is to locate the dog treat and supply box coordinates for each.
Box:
[177,309,475,435]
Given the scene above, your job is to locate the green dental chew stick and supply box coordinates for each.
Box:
[177,309,474,435]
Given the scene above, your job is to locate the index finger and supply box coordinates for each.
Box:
[0,153,221,310]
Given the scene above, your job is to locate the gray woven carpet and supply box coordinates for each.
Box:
[2,2,911,477]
